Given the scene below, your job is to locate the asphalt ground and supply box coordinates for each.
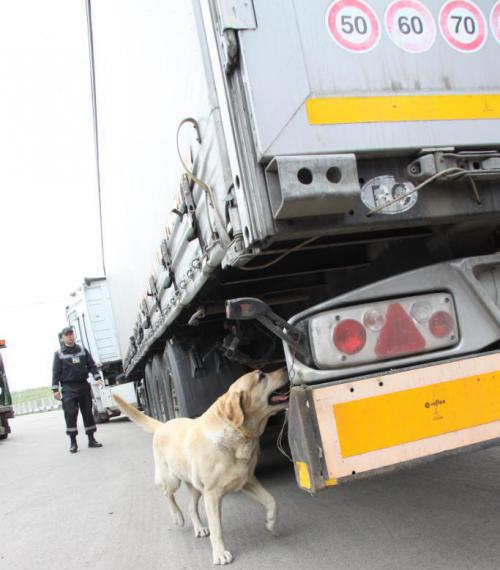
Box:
[2,410,500,569]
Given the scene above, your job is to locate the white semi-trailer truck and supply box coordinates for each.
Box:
[89,0,500,491]
[66,278,137,422]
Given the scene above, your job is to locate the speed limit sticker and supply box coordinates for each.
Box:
[326,0,381,53]
[439,0,487,52]
[491,1,500,43]
[385,1,436,53]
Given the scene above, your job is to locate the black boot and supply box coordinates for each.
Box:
[88,434,102,448]
[69,436,78,453]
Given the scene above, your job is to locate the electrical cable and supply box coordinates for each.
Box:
[176,118,231,247]
[276,411,292,462]
[238,236,320,271]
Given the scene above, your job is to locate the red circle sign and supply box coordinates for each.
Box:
[385,0,436,53]
[491,1,500,43]
[326,0,381,53]
[439,0,487,52]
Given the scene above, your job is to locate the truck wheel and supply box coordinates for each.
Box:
[165,368,180,419]
[157,351,178,419]
[152,354,171,422]
[144,360,162,420]
[92,401,110,424]
[0,417,9,439]
[163,340,248,418]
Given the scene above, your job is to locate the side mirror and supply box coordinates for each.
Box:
[225,297,311,364]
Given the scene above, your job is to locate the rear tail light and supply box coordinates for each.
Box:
[309,293,458,369]
[429,311,454,338]
[333,319,366,355]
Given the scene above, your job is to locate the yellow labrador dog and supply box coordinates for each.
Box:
[112,368,289,565]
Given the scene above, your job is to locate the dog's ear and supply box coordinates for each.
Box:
[224,390,245,428]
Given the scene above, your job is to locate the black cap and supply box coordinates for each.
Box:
[61,326,74,336]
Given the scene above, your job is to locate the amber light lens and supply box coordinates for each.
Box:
[333,319,366,355]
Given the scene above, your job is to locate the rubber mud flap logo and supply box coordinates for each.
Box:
[425,399,446,409]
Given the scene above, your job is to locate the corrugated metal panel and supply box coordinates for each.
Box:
[236,0,500,157]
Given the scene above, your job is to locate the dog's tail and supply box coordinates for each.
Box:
[112,394,163,433]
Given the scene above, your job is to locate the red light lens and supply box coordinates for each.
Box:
[429,311,453,338]
[375,303,426,358]
[333,319,366,355]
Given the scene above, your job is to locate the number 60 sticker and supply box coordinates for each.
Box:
[385,0,436,53]
[439,0,487,53]
[326,0,381,53]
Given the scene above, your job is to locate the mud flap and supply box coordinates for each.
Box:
[288,387,331,493]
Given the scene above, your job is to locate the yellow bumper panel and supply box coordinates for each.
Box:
[312,353,500,483]
[335,371,500,458]
[306,94,500,125]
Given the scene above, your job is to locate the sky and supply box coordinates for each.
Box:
[0,1,103,392]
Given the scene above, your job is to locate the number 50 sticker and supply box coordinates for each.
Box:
[326,0,381,53]
[439,0,487,53]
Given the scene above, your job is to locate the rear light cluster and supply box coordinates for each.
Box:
[309,293,458,369]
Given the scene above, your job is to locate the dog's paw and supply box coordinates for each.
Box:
[194,525,210,538]
[265,506,277,532]
[172,512,185,527]
[212,550,233,565]
[265,517,276,532]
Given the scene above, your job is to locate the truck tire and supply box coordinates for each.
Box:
[163,340,248,419]
[152,354,171,422]
[160,351,178,419]
[92,401,110,424]
[144,361,162,420]
[0,417,9,439]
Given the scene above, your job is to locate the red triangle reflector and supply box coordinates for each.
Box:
[375,303,426,358]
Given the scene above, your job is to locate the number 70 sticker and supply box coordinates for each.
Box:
[439,0,487,52]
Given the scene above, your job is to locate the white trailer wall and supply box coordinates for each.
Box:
[91,1,212,356]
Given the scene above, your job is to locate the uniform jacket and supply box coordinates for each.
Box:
[52,343,99,391]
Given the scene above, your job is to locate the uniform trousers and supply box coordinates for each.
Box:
[61,382,96,436]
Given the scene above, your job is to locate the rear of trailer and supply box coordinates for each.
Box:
[90,0,500,488]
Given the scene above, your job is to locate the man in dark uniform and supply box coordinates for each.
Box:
[52,326,103,453]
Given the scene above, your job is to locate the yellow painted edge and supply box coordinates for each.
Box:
[325,478,337,487]
[306,94,500,125]
[296,461,311,490]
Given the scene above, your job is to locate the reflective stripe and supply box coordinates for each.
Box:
[306,94,500,125]
[295,462,311,490]
[58,348,86,360]
[66,427,78,433]
[85,425,96,432]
